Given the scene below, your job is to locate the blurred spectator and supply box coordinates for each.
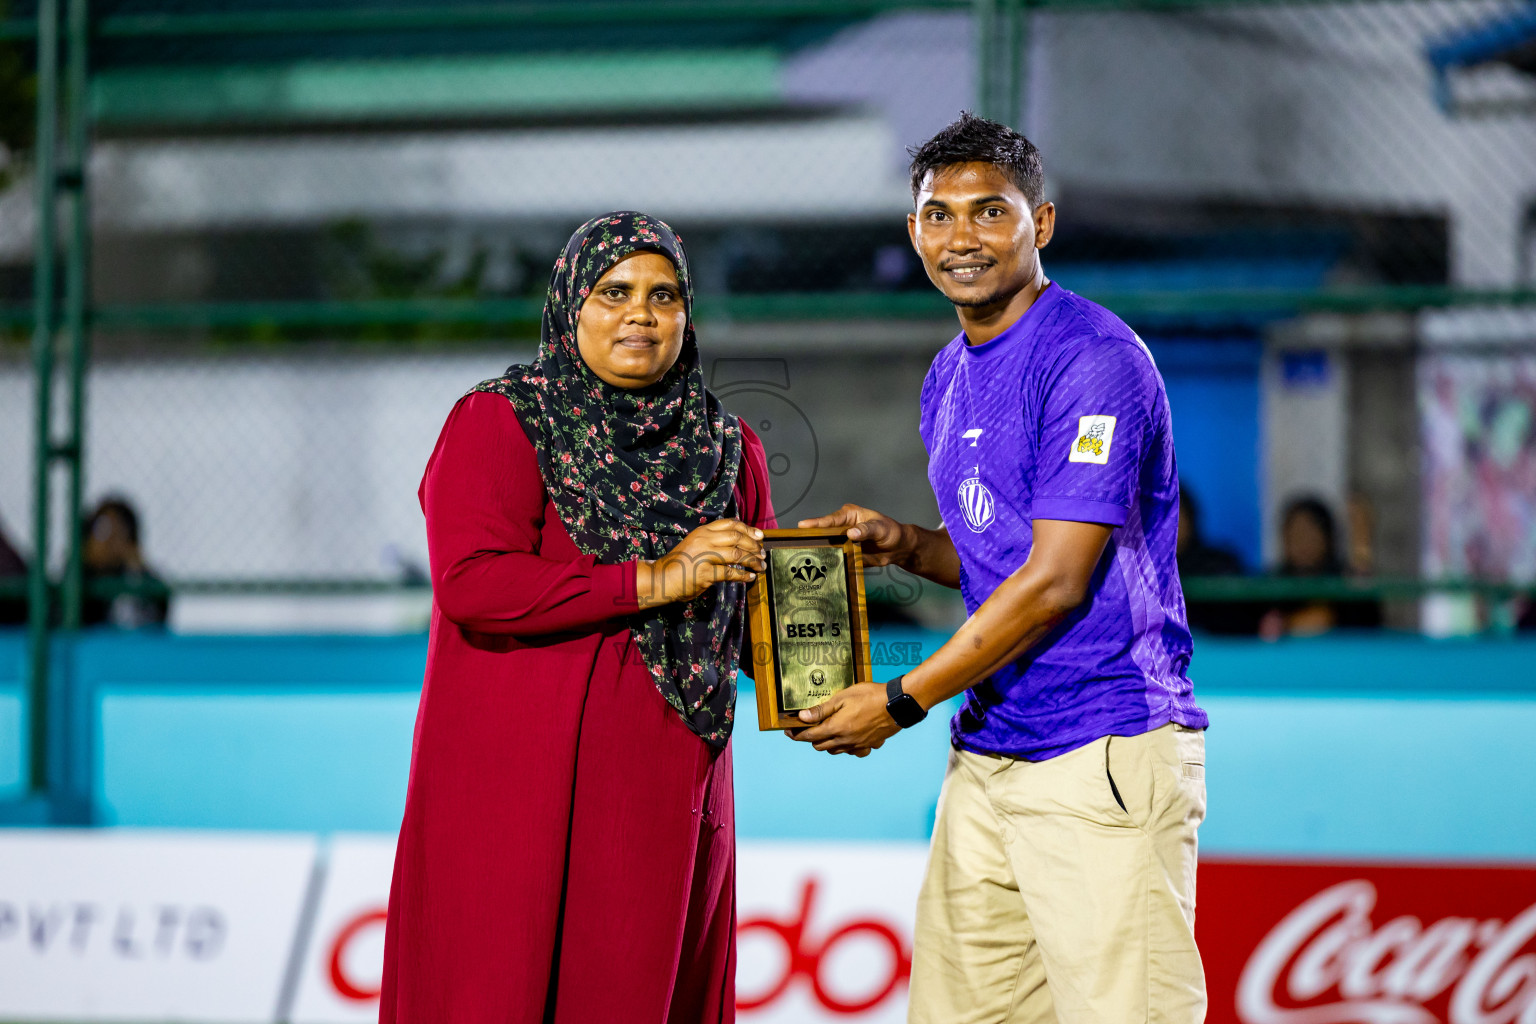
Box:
[1259,495,1381,639]
[82,497,169,629]
[1345,492,1376,578]
[1176,485,1261,635]
[0,513,25,625]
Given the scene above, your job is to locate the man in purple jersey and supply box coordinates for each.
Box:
[792,113,1209,1023]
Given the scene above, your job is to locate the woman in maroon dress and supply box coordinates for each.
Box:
[379,212,776,1024]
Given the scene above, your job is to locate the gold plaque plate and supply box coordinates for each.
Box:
[747,529,872,731]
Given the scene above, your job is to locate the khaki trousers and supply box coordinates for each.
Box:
[908,723,1207,1024]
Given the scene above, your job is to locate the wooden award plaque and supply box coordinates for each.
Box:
[747,528,873,731]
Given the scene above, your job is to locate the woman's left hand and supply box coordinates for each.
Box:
[636,518,766,609]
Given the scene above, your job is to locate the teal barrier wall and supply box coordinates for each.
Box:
[0,636,20,798]
[2,629,1534,857]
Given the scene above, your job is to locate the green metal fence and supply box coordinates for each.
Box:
[3,0,1535,801]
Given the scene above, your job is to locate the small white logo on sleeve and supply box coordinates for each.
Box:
[962,428,984,447]
[1069,415,1117,465]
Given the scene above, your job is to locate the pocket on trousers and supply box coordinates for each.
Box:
[1103,738,1131,818]
[1173,725,1206,782]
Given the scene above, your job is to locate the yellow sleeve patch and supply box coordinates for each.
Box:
[1068,415,1117,465]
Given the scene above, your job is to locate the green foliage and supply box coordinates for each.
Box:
[300,218,533,343]
[322,219,471,303]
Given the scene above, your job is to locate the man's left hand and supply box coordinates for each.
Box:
[784,682,900,755]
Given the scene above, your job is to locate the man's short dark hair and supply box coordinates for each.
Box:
[908,111,1044,209]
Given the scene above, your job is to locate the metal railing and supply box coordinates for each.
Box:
[6,285,1536,337]
[1,572,1532,604]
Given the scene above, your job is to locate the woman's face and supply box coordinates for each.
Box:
[1282,510,1330,572]
[575,252,687,389]
[83,509,136,572]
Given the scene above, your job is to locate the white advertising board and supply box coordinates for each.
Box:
[288,837,928,1024]
[0,830,317,1023]
[735,842,927,1024]
[289,835,396,1024]
[0,830,928,1023]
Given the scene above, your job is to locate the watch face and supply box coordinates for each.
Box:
[888,693,925,728]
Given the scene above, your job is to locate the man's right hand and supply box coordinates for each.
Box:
[798,503,961,588]
[798,503,911,568]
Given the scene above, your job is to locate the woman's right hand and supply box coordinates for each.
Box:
[636,519,766,610]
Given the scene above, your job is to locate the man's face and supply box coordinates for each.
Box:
[907,161,1054,311]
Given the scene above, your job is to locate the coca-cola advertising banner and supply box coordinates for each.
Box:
[1200,860,1536,1024]
[1,831,1533,1023]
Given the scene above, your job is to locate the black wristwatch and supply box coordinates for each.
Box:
[885,675,928,729]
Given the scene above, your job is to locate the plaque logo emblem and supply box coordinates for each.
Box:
[789,558,828,590]
[957,476,995,533]
[810,670,826,687]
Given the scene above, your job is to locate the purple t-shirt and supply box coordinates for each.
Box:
[919,283,1207,760]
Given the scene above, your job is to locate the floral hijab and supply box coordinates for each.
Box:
[473,212,745,747]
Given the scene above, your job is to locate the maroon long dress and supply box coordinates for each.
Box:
[379,391,775,1024]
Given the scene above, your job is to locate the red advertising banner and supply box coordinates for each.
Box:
[1199,859,1536,1024]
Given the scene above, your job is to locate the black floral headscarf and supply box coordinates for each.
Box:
[473,212,745,747]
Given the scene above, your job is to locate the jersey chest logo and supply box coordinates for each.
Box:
[956,476,996,533]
